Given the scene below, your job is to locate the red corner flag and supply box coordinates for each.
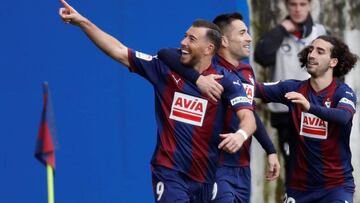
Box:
[35,82,57,170]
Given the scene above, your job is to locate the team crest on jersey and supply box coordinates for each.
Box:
[324,98,331,108]
[169,92,208,126]
[249,76,254,85]
[242,83,254,104]
[300,112,328,139]
[135,51,153,61]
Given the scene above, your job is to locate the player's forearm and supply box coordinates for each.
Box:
[237,109,256,137]
[308,104,353,125]
[253,113,276,154]
[157,48,200,83]
[79,19,129,67]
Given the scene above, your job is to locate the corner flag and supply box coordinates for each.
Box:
[35,82,57,203]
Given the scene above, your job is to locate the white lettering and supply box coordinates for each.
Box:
[135,51,153,61]
[169,92,208,126]
[230,96,250,106]
[211,182,218,200]
[300,112,328,139]
[156,181,164,201]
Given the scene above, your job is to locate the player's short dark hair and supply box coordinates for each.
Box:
[192,19,222,53]
[298,35,358,77]
[212,12,244,32]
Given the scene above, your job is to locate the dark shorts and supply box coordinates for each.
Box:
[151,166,213,203]
[212,166,251,203]
[285,186,354,203]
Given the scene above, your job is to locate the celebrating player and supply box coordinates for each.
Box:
[256,35,357,203]
[157,12,280,203]
[58,1,256,202]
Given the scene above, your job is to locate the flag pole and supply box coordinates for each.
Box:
[46,164,55,203]
[35,82,57,203]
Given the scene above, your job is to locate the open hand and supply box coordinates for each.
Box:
[285,91,310,111]
[196,74,224,102]
[266,153,280,181]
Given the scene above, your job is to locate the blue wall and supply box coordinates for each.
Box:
[0,0,248,202]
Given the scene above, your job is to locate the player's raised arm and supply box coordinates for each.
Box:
[58,0,129,67]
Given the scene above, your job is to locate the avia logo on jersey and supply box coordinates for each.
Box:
[135,51,153,61]
[169,92,208,126]
[300,112,328,139]
[242,84,254,104]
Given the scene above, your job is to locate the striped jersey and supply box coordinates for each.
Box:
[256,79,356,191]
[214,55,275,167]
[127,49,253,183]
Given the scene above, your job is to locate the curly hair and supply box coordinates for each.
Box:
[298,35,358,77]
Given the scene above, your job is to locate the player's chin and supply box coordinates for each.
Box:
[180,55,191,65]
[242,51,250,58]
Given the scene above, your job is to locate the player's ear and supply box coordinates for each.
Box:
[221,36,229,48]
[329,58,338,68]
[205,43,215,56]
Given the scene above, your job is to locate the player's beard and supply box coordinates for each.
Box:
[306,63,330,78]
[180,53,201,67]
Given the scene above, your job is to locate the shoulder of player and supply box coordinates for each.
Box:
[131,49,162,64]
[262,79,302,88]
[334,81,357,99]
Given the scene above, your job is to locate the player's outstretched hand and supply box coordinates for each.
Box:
[196,74,224,102]
[285,91,310,111]
[58,0,86,25]
[266,153,280,181]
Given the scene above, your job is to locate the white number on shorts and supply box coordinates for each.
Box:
[283,193,296,203]
[211,182,218,200]
[156,181,164,201]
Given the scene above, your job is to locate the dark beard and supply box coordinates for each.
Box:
[180,55,200,68]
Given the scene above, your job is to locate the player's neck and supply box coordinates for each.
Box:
[218,50,240,67]
[194,56,212,73]
[309,75,333,92]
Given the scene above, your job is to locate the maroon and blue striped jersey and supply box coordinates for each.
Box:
[256,79,356,191]
[155,48,276,168]
[127,49,253,183]
[214,55,276,167]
